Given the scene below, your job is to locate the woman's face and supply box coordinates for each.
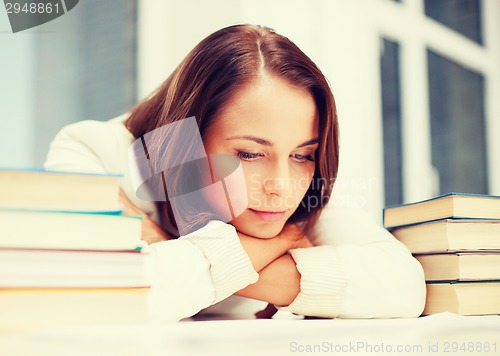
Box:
[203,75,319,238]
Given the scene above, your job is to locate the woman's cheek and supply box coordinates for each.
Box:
[242,166,263,205]
[292,168,314,200]
[198,154,249,221]
[221,160,248,217]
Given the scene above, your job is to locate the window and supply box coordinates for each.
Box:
[425,0,483,45]
[427,49,488,194]
[376,0,498,206]
[381,39,404,206]
[33,0,137,164]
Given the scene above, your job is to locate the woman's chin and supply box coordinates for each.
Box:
[248,230,279,239]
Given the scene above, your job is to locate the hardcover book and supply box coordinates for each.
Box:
[390,219,500,254]
[383,193,500,229]
[423,281,500,316]
[415,252,500,281]
[0,168,122,213]
[0,288,149,331]
[0,248,149,288]
[0,209,143,250]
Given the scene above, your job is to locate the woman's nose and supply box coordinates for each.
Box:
[262,161,292,196]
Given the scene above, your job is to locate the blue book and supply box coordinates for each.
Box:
[383,192,500,229]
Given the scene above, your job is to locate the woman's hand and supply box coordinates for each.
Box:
[277,223,313,249]
[235,223,313,306]
[119,189,172,244]
[237,254,301,307]
[236,223,312,273]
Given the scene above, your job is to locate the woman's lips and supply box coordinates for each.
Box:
[249,208,286,222]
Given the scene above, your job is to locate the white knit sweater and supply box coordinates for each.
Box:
[44,114,426,321]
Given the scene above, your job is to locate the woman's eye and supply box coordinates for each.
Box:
[236,151,263,161]
[291,153,315,162]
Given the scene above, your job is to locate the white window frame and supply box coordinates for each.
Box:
[373,0,500,202]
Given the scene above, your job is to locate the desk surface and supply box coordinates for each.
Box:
[1,313,500,356]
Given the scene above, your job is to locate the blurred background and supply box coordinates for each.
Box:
[1,0,499,220]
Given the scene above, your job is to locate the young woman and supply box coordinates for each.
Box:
[45,24,426,321]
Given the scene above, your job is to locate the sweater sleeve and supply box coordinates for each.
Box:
[44,118,129,174]
[280,206,426,318]
[147,221,258,322]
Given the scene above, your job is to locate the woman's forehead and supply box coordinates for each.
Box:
[209,76,318,142]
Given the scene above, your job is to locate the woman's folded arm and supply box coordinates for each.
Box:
[236,207,426,319]
[147,221,259,322]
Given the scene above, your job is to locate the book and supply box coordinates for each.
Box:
[390,219,500,253]
[415,252,500,281]
[0,209,143,250]
[0,248,150,288]
[0,168,122,213]
[0,288,149,331]
[383,192,500,229]
[384,193,500,316]
[0,168,151,332]
[422,281,500,315]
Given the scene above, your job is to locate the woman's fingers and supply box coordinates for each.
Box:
[119,189,144,216]
[119,189,171,243]
[279,223,313,249]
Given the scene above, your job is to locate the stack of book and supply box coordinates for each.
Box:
[384,192,500,316]
[0,168,148,331]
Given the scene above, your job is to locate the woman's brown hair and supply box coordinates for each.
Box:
[126,24,339,238]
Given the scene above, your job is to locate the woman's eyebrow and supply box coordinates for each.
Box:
[297,138,319,148]
[226,135,319,148]
[226,135,272,146]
